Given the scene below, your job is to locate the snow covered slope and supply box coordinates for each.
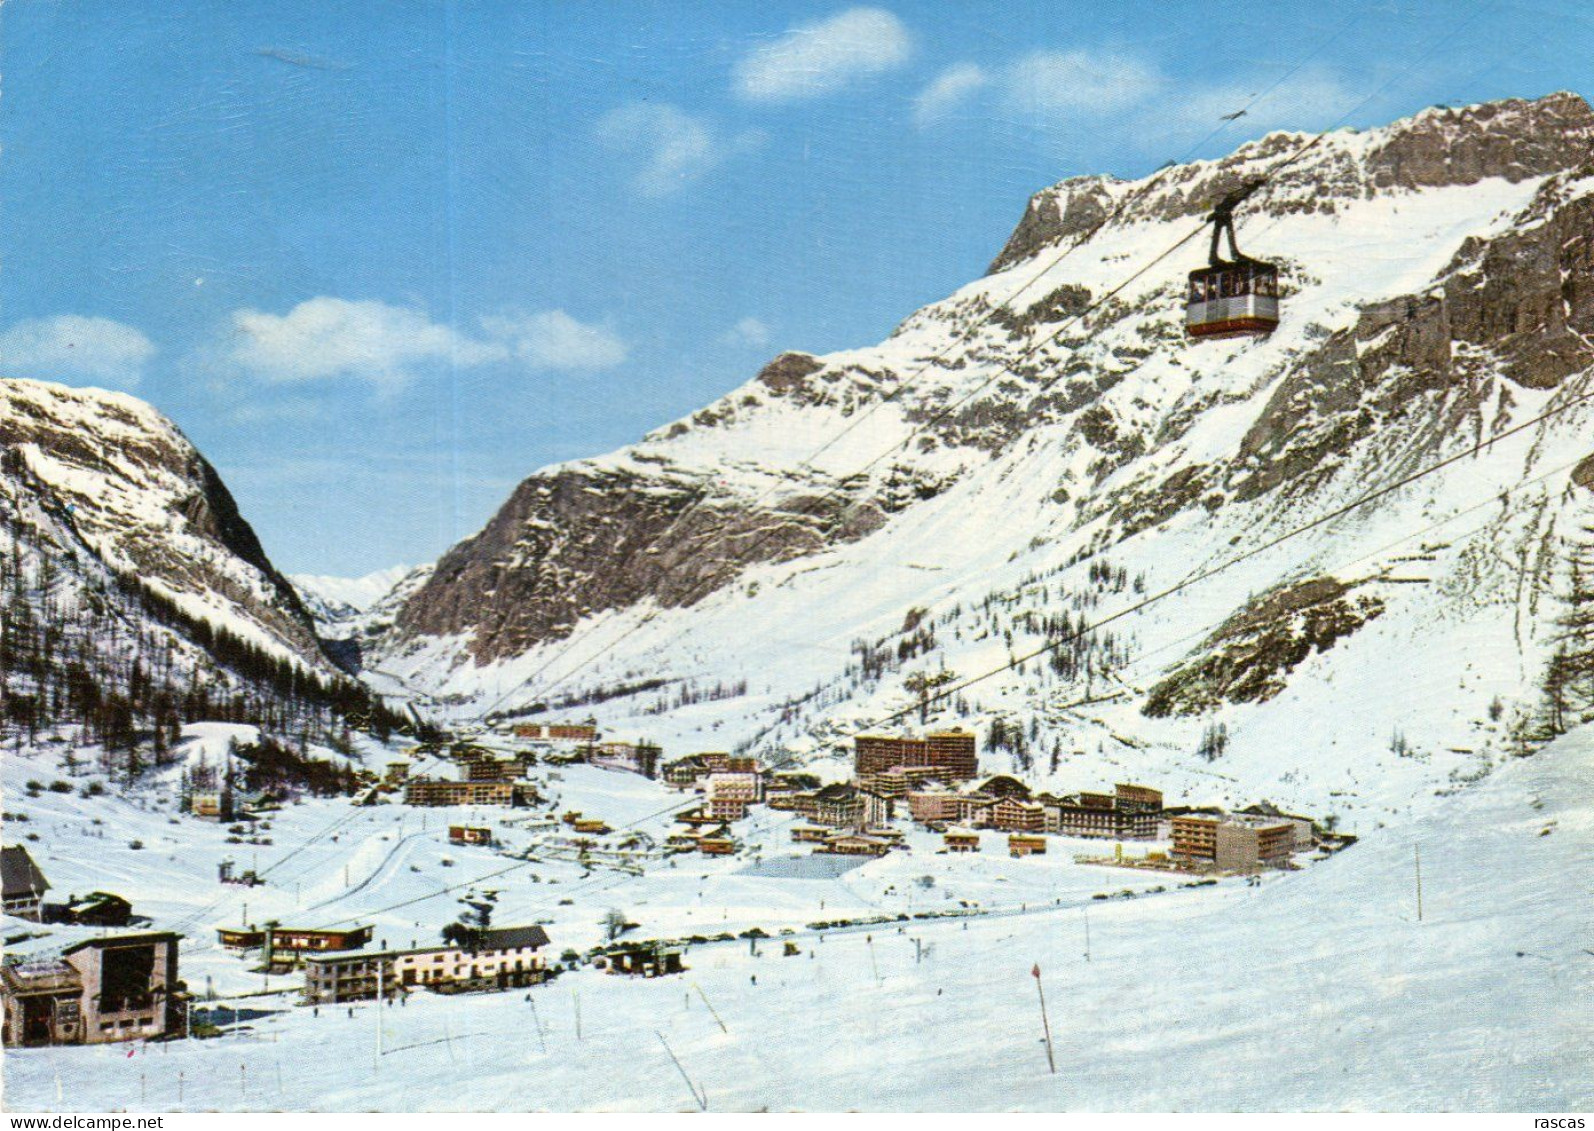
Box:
[4,715,1589,1111]
[293,566,416,624]
[1,377,327,666]
[372,94,1594,819]
[293,564,435,677]
[0,378,394,762]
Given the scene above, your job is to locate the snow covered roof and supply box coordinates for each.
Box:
[812,782,859,801]
[62,891,130,914]
[1,959,80,994]
[60,930,178,958]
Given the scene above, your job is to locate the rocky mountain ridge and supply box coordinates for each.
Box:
[381,92,1594,691]
[10,92,1593,816]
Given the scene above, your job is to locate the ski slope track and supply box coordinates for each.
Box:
[3,92,1594,1113]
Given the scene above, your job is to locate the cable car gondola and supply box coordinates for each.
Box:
[1185,179,1279,340]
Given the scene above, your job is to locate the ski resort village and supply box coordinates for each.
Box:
[2,8,1593,1110]
[3,719,1339,1034]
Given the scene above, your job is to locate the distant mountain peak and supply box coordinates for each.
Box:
[292,565,417,614]
[990,90,1594,274]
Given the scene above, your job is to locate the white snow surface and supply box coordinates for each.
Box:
[6,96,1594,1112]
[2,719,1589,1111]
[292,567,415,616]
[0,377,326,670]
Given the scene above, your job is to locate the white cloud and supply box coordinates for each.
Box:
[224,298,628,389]
[0,315,155,389]
[721,317,771,348]
[734,7,912,102]
[228,297,505,390]
[913,63,990,127]
[596,103,763,197]
[1003,49,1163,118]
[481,310,628,371]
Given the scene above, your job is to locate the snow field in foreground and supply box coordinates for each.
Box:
[4,723,1590,1111]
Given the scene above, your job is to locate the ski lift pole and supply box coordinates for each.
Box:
[656,1031,707,1111]
[1414,843,1424,922]
[1032,963,1056,1074]
[529,996,548,1054]
[375,960,384,1064]
[693,983,728,1034]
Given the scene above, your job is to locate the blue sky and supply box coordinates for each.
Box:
[2,1,1589,576]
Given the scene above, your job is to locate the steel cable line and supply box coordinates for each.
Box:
[167,805,378,938]
[479,220,1228,712]
[865,380,1594,731]
[308,2,1508,925]
[187,355,1584,944]
[506,6,1507,714]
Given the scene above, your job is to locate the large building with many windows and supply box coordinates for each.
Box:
[511,722,597,745]
[705,770,763,821]
[1171,814,1296,871]
[302,926,553,1005]
[403,779,518,807]
[854,729,978,780]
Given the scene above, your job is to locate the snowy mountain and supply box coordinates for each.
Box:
[370,92,1594,818]
[0,377,399,755]
[1,378,326,665]
[5,702,1589,1110]
[293,565,417,622]
[293,563,435,676]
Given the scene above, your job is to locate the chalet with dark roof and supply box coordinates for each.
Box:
[800,783,892,828]
[1,846,49,922]
[51,892,133,928]
[303,924,552,1004]
[974,775,1032,801]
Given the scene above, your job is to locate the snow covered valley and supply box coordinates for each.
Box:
[2,721,1588,1112]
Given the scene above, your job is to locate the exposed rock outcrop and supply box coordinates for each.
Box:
[394,463,884,663]
[1143,578,1386,717]
[988,177,1120,274]
[1229,170,1594,506]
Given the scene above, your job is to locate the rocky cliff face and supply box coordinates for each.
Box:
[989,92,1594,275]
[378,93,1594,811]
[395,450,882,665]
[0,378,328,666]
[389,93,1594,662]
